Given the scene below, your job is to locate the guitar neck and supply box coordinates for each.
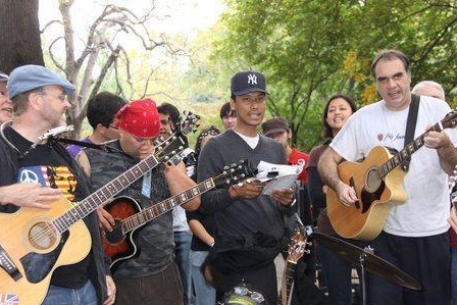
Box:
[379,121,444,178]
[121,177,215,233]
[279,261,297,305]
[53,154,160,233]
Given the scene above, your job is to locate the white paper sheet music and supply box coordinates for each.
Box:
[256,161,304,195]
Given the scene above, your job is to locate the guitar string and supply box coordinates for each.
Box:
[29,140,175,246]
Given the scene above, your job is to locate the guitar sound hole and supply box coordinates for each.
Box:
[365,168,381,193]
[29,222,58,251]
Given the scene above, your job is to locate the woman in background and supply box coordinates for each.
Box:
[187,126,220,305]
[307,95,357,305]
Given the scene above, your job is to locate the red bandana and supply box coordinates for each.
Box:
[115,98,161,138]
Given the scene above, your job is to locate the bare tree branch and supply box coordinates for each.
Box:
[76,46,122,125]
[40,20,62,34]
[47,36,65,71]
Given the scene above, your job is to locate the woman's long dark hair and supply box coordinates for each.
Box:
[322,94,357,139]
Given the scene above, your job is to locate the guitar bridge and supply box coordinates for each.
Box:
[0,244,22,281]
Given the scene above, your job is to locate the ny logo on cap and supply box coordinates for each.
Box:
[247,74,258,85]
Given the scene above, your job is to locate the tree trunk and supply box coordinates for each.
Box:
[0,0,44,73]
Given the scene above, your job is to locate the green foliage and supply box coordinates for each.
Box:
[212,0,457,151]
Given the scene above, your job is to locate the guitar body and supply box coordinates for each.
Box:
[327,146,408,240]
[102,197,142,271]
[0,197,91,305]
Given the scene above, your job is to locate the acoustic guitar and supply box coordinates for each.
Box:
[102,159,254,271]
[279,222,310,305]
[0,113,198,305]
[327,110,457,240]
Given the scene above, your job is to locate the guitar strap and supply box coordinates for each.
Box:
[55,137,126,153]
[402,94,420,172]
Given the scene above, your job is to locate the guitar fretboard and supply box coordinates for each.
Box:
[52,154,160,233]
[121,178,215,233]
[379,121,443,178]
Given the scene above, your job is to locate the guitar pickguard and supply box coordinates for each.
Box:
[104,221,125,244]
[20,231,69,283]
[360,182,386,213]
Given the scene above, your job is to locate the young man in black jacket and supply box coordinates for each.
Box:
[197,70,295,305]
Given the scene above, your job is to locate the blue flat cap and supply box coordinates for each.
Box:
[7,64,75,99]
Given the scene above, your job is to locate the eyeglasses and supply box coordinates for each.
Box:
[38,92,68,103]
[238,95,266,106]
[109,125,118,130]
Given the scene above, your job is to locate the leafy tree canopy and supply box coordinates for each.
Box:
[212,0,457,150]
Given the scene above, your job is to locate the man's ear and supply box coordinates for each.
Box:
[230,98,236,111]
[96,123,108,134]
[29,92,44,111]
[287,128,293,139]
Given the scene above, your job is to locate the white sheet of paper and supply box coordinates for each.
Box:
[255,161,303,195]
[261,174,299,195]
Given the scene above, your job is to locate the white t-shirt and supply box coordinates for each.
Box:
[330,95,457,237]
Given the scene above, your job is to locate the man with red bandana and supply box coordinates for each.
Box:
[77,99,200,305]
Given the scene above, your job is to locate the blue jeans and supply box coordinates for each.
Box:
[42,280,98,305]
[190,250,216,305]
[452,247,457,305]
[175,230,192,305]
[318,244,354,305]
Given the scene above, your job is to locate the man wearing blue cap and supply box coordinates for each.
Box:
[0,65,115,305]
[197,70,296,304]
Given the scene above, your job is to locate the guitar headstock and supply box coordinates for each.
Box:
[439,110,457,130]
[287,226,309,263]
[213,159,256,188]
[178,111,200,135]
[155,133,187,164]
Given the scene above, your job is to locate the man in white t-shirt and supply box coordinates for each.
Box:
[318,49,457,305]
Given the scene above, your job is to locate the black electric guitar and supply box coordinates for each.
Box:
[103,160,254,271]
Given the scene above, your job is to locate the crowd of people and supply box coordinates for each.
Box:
[1,48,457,305]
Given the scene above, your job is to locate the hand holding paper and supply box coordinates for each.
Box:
[256,160,304,195]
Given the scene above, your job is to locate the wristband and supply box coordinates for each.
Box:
[280,198,296,208]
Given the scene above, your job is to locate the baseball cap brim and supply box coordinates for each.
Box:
[232,88,268,96]
[263,127,287,137]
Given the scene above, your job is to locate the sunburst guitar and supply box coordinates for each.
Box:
[102,160,254,271]
[327,110,457,240]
